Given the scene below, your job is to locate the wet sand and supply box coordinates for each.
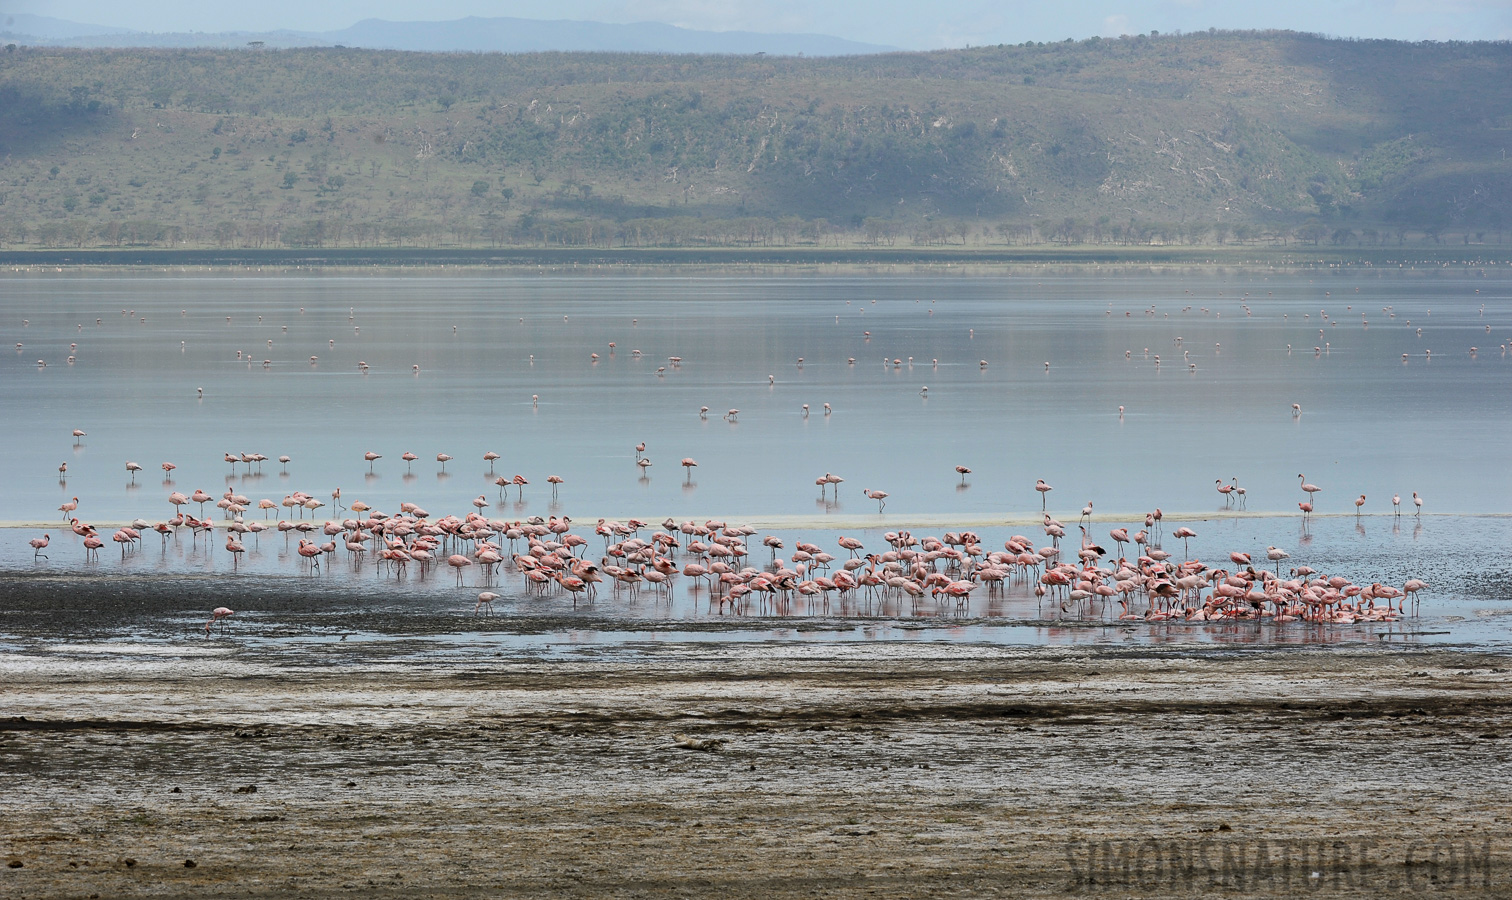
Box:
[3,644,1511,897]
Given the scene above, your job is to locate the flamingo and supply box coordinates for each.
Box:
[475,592,500,615]
[1392,494,1401,516]
[1354,494,1366,517]
[1402,579,1428,616]
[1035,479,1052,510]
[29,533,49,559]
[204,607,234,635]
[547,475,564,496]
[955,465,971,484]
[436,453,453,472]
[447,554,472,585]
[401,451,418,471]
[1216,479,1234,507]
[364,451,382,471]
[1171,526,1196,558]
[1413,492,1422,516]
[681,458,698,480]
[484,451,501,471]
[1266,546,1290,575]
[862,488,888,512]
[59,497,79,520]
[1298,474,1322,504]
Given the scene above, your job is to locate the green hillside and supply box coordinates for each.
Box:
[1,30,1510,249]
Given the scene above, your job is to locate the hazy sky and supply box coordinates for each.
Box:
[4,0,1510,48]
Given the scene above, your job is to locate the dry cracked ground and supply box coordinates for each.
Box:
[3,643,1511,898]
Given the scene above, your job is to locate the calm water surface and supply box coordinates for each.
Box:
[2,266,1510,653]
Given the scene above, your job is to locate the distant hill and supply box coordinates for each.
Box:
[0,32,1509,252]
[0,14,893,56]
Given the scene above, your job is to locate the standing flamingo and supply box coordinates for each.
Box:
[205,607,234,635]
[59,497,79,520]
[862,489,888,512]
[1354,494,1366,518]
[1171,526,1196,558]
[1298,474,1322,505]
[1413,492,1422,516]
[29,533,50,559]
[364,451,382,472]
[682,458,698,481]
[955,465,971,484]
[1392,494,1401,516]
[1266,546,1290,575]
[1035,479,1053,510]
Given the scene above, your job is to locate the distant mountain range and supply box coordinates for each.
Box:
[0,13,894,56]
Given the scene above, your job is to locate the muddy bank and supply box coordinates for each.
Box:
[3,645,1510,897]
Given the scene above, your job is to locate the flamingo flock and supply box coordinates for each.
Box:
[23,445,1438,632]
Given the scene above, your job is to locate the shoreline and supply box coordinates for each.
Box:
[3,245,1509,270]
[3,645,1510,898]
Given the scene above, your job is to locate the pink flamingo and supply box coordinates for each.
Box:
[681,458,698,481]
[862,488,888,512]
[29,533,49,559]
[1298,474,1322,503]
[1035,479,1052,510]
[447,554,472,585]
[955,465,971,484]
[59,497,79,520]
[364,451,382,472]
[205,607,234,635]
[126,461,142,483]
[1354,494,1366,517]
[1216,479,1234,506]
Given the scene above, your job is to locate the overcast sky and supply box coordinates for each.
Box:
[4,0,1510,48]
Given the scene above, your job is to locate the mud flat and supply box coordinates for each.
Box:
[3,644,1511,898]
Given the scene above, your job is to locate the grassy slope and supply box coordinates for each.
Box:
[0,31,1509,248]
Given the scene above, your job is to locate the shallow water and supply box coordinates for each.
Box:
[2,266,1511,655]
[4,266,1510,524]
[1,512,1508,654]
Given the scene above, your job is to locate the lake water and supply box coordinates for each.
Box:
[2,265,1510,652]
